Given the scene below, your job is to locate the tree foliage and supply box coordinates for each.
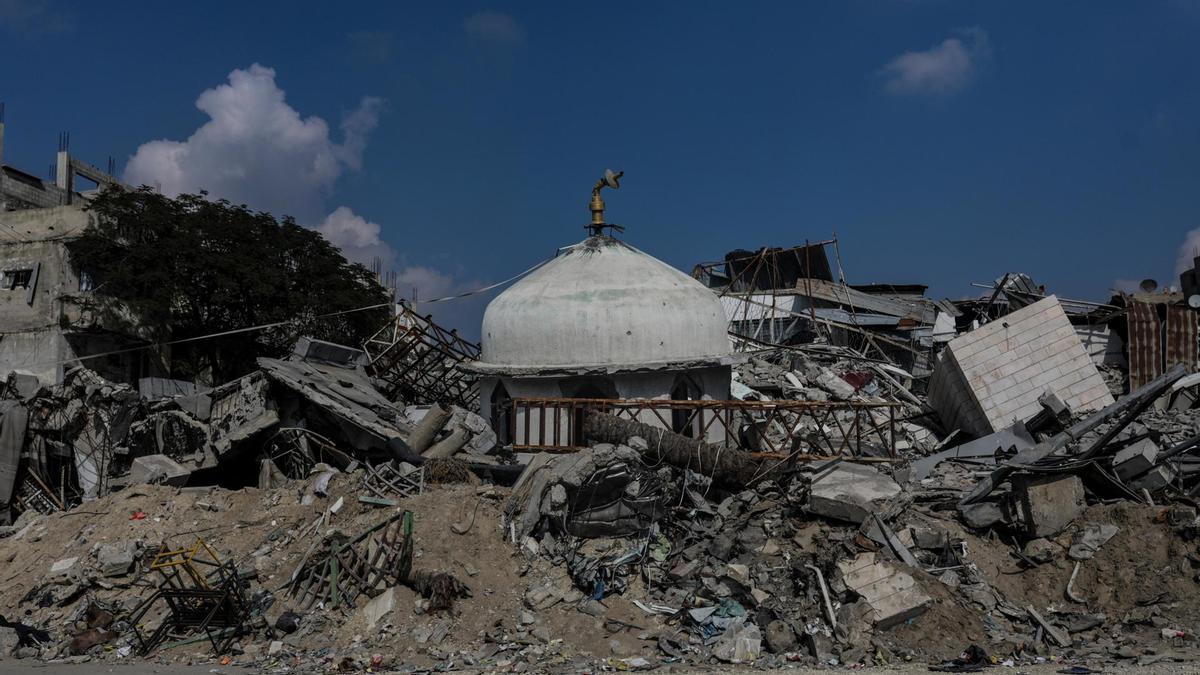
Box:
[69,187,392,382]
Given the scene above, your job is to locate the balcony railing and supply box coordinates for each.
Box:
[507,397,900,460]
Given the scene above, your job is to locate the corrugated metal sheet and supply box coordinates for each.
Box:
[1127,301,1162,390]
[1165,305,1198,374]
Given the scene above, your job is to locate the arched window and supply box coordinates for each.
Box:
[490,380,512,445]
[670,373,703,437]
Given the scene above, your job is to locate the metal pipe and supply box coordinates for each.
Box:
[806,564,837,629]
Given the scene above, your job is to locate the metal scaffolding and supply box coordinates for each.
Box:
[363,302,480,409]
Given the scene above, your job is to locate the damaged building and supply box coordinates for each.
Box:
[3,168,1200,673]
[468,172,739,446]
[0,125,160,386]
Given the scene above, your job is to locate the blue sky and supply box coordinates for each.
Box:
[2,1,1198,337]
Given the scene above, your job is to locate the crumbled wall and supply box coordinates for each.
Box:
[929,296,1115,435]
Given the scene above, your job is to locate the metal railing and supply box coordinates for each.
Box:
[508,397,900,459]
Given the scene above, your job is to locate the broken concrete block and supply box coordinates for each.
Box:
[837,552,931,629]
[8,372,41,400]
[808,461,902,524]
[815,370,856,400]
[49,556,79,576]
[1012,474,1086,538]
[1024,538,1059,563]
[129,454,191,487]
[1131,464,1176,492]
[291,336,367,367]
[910,525,950,550]
[958,501,1004,529]
[1113,438,1159,482]
[363,588,396,628]
[804,631,835,662]
[96,542,136,577]
[175,393,213,421]
[711,617,762,663]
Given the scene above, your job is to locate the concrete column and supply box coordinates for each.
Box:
[56,151,71,203]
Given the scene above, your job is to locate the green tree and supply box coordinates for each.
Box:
[68,187,392,383]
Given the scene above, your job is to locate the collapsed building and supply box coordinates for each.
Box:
[3,168,1200,672]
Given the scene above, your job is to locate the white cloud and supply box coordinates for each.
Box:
[464,10,525,46]
[316,206,396,267]
[881,27,990,96]
[123,64,382,222]
[1176,227,1200,275]
[123,64,490,333]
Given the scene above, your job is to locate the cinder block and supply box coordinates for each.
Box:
[1012,474,1087,537]
[1113,438,1158,481]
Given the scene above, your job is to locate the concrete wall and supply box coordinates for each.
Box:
[0,329,71,384]
[928,296,1115,436]
[0,207,90,331]
[0,206,159,385]
[0,206,94,383]
[1075,323,1127,369]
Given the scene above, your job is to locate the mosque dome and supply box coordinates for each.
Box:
[475,235,733,374]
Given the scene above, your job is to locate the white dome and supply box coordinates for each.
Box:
[475,236,732,374]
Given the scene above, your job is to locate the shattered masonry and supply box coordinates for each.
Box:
[2,165,1200,671]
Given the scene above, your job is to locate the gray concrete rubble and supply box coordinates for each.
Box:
[807,461,902,523]
[0,335,506,525]
[95,541,137,577]
[5,184,1200,674]
[128,454,191,487]
[1009,475,1087,538]
[837,552,931,629]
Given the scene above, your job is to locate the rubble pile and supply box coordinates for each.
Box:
[3,277,1200,672]
[0,337,501,520]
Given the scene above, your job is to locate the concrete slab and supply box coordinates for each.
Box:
[837,552,931,629]
[363,588,396,628]
[129,454,191,487]
[807,461,902,524]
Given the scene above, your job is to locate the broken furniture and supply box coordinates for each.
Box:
[128,538,251,656]
[289,510,414,610]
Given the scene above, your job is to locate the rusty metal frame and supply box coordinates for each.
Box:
[363,301,480,408]
[508,397,899,459]
[130,538,250,656]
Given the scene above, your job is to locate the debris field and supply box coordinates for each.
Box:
[4,189,1200,673]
